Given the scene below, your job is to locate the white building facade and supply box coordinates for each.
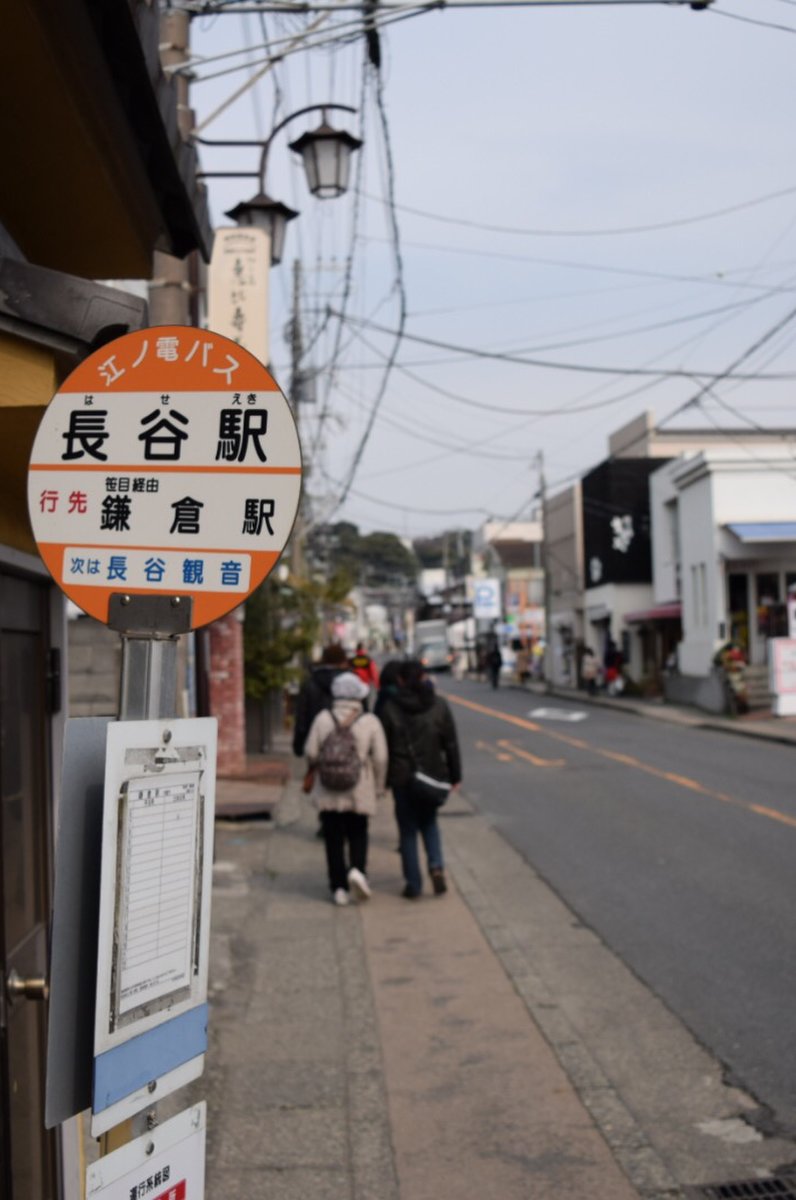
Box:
[649,446,796,708]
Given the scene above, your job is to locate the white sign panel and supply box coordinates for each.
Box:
[208,227,270,365]
[117,771,202,1016]
[473,578,502,620]
[87,1103,206,1200]
[769,637,796,716]
[95,720,216,1052]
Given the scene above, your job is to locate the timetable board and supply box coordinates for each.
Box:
[92,720,216,1134]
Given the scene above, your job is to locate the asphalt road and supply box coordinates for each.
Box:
[438,676,796,1135]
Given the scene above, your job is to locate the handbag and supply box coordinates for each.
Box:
[409,769,451,809]
[401,718,451,811]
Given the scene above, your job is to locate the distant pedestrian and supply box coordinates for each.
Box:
[373,658,403,721]
[292,643,348,758]
[581,647,599,695]
[379,659,462,899]
[486,642,502,689]
[305,672,388,906]
[351,642,380,692]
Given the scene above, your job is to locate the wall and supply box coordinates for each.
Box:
[670,450,796,675]
[584,581,654,679]
[547,484,582,622]
[674,468,717,675]
[649,460,682,605]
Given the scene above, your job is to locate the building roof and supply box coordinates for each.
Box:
[727,522,796,544]
[491,539,539,570]
[0,0,211,278]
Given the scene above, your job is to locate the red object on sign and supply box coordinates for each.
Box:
[154,1182,186,1200]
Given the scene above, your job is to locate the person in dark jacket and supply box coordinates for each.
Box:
[292,643,348,757]
[378,659,462,899]
[373,658,403,721]
[486,640,502,689]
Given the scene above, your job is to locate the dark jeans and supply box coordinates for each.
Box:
[321,810,369,892]
[393,786,444,895]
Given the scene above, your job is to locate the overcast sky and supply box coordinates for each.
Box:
[190,0,796,540]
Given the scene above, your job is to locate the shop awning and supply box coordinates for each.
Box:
[727,522,796,543]
[624,602,681,624]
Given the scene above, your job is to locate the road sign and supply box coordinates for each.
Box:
[86,1103,205,1200]
[473,578,501,620]
[27,325,301,629]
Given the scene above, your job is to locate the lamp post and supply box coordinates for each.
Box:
[197,103,361,265]
[199,105,361,766]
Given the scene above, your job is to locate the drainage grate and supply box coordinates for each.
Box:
[687,1179,796,1199]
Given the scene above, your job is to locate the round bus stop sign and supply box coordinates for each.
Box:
[27,326,301,628]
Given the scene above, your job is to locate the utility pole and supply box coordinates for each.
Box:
[150,7,193,325]
[537,450,553,688]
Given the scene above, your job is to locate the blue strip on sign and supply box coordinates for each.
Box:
[93,1004,208,1112]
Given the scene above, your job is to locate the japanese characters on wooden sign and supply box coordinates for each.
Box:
[27,325,301,628]
[207,227,270,366]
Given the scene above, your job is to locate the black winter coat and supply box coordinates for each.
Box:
[292,665,344,756]
[379,686,462,789]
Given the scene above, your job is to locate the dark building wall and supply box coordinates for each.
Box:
[582,458,670,589]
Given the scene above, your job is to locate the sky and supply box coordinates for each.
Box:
[188,0,796,541]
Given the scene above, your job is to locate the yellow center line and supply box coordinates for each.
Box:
[445,691,794,831]
[749,804,796,830]
[498,739,565,768]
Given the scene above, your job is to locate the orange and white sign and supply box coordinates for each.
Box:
[27,325,301,628]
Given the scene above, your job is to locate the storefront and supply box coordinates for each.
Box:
[723,525,796,665]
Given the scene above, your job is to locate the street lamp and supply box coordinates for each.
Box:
[197,104,361,265]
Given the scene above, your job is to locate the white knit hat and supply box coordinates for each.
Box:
[331,672,370,701]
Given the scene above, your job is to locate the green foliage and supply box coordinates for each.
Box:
[414,529,471,576]
[358,531,418,585]
[244,575,320,698]
[307,522,418,586]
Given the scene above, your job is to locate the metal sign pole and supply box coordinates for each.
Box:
[110,594,193,720]
[100,593,193,1156]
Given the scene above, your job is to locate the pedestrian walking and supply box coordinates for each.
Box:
[351,642,380,694]
[486,641,502,689]
[373,658,402,721]
[378,659,462,899]
[305,672,388,906]
[292,643,348,757]
[581,647,599,695]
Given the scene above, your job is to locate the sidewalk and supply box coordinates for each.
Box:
[201,757,640,1200]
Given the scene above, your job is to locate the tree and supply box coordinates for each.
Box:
[358,531,418,585]
[414,529,471,577]
[307,522,418,587]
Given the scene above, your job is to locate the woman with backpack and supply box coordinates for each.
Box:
[378,659,462,899]
[305,672,389,906]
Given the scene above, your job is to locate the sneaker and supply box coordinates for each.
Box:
[347,868,372,900]
[332,888,349,906]
[430,868,447,896]
[402,885,420,900]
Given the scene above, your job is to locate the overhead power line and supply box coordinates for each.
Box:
[330,311,796,380]
[660,299,796,427]
[363,182,796,238]
[707,7,796,35]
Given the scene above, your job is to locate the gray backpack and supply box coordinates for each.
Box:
[318,714,361,791]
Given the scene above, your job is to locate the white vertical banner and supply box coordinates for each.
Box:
[207,227,270,363]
